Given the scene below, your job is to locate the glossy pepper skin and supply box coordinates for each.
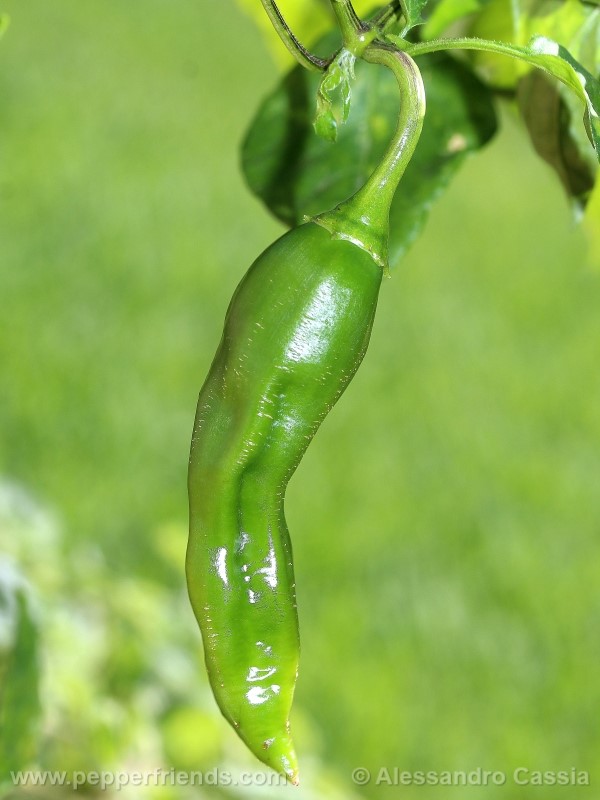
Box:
[187,221,382,781]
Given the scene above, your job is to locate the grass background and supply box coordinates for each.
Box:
[1,0,599,797]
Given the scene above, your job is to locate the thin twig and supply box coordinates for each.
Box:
[260,0,332,71]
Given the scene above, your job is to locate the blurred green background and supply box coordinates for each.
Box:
[1,0,599,798]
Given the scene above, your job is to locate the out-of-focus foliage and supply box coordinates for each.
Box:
[584,177,600,265]
[0,556,40,780]
[423,0,488,39]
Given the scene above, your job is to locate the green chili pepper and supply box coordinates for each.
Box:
[187,222,381,781]
[187,43,425,783]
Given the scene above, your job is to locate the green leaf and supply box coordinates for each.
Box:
[517,2,600,202]
[517,70,596,205]
[241,49,497,266]
[400,0,428,33]
[0,563,41,780]
[519,35,600,159]
[0,14,9,40]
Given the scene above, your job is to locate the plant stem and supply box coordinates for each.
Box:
[330,0,370,52]
[406,35,530,60]
[353,44,425,218]
[370,1,403,34]
[315,43,425,268]
[260,0,402,74]
[260,0,331,71]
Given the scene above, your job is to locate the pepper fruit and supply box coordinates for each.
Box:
[187,222,381,781]
[187,42,425,783]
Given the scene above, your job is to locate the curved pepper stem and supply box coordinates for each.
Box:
[315,43,426,269]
